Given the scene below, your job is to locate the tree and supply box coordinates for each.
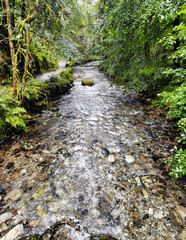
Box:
[5,0,17,95]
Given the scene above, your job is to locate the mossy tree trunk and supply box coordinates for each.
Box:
[5,0,17,95]
[21,0,39,100]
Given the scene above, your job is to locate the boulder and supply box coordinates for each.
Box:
[82,80,94,86]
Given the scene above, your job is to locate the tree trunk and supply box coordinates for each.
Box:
[21,0,26,20]
[144,23,150,59]
[173,16,180,68]
[21,0,39,101]
[5,0,17,95]
[22,28,30,89]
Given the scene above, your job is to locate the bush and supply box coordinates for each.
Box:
[165,147,186,179]
[0,87,28,132]
[157,76,186,179]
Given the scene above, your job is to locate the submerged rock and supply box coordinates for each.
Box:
[0,186,6,195]
[108,155,115,163]
[82,79,94,86]
[0,212,13,224]
[0,224,24,240]
[125,155,135,163]
[90,235,118,240]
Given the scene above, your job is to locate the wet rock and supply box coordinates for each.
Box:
[148,208,154,215]
[36,173,49,181]
[108,131,120,136]
[90,235,118,240]
[0,186,6,195]
[6,162,14,170]
[1,223,8,231]
[179,228,186,240]
[50,223,81,240]
[37,206,47,218]
[91,209,99,216]
[29,219,39,228]
[152,154,162,162]
[12,215,23,225]
[41,229,52,240]
[98,197,111,214]
[175,205,186,225]
[152,187,165,198]
[141,189,148,198]
[108,155,115,163]
[0,224,24,240]
[135,177,141,185]
[141,176,154,189]
[125,155,135,163]
[82,80,94,86]
[169,210,183,226]
[5,189,22,201]
[154,210,164,219]
[0,212,13,224]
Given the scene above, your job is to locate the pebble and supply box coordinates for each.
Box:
[5,189,22,201]
[141,189,148,198]
[149,208,154,215]
[170,210,183,226]
[108,155,115,163]
[1,223,8,231]
[12,215,23,225]
[125,155,135,163]
[0,224,24,240]
[154,211,164,219]
[0,186,6,195]
[135,177,141,185]
[0,212,13,225]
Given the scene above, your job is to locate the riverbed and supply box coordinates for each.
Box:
[0,62,185,240]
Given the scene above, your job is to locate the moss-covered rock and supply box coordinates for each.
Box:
[90,235,118,240]
[82,79,94,86]
[23,68,73,112]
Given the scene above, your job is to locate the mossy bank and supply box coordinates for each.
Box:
[0,67,73,143]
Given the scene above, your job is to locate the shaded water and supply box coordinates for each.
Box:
[0,62,185,239]
[35,60,66,81]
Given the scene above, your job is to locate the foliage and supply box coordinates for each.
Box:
[157,81,186,179]
[96,0,185,93]
[47,67,73,95]
[0,66,73,134]
[96,0,186,178]
[0,87,27,132]
[158,83,186,119]
[18,79,47,110]
[165,147,186,179]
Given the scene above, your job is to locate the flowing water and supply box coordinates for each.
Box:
[35,60,66,81]
[0,62,185,240]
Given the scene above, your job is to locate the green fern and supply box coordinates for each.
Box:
[0,87,28,132]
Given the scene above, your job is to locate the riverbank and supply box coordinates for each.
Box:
[0,65,73,145]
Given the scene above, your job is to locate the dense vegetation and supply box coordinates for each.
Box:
[0,0,185,178]
[96,0,186,179]
[0,0,94,132]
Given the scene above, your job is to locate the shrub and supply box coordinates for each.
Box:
[0,87,28,132]
[157,77,186,179]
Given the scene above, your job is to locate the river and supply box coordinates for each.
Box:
[0,61,185,240]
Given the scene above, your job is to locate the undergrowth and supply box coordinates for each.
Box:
[156,68,186,179]
[0,67,73,134]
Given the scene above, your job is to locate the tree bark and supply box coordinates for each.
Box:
[21,0,26,20]
[173,16,180,68]
[5,0,17,95]
[21,0,39,101]
[20,0,39,33]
